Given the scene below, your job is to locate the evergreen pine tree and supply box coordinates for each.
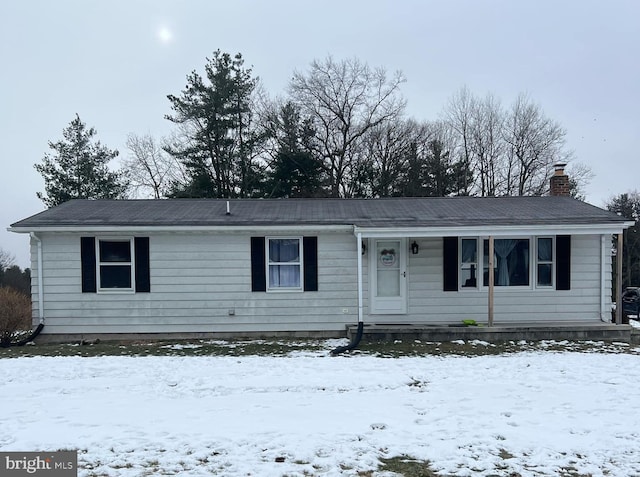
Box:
[165,50,263,198]
[34,115,127,207]
[423,139,451,197]
[396,142,424,197]
[264,102,324,198]
[607,193,640,289]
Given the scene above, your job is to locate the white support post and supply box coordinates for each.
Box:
[616,233,623,325]
[488,236,494,327]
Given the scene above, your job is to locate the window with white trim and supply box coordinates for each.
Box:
[449,236,568,291]
[483,238,530,287]
[97,239,134,291]
[536,237,554,287]
[461,238,478,288]
[267,238,302,290]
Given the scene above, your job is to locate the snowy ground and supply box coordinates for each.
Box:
[2,339,640,476]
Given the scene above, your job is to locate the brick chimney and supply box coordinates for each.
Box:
[550,163,570,196]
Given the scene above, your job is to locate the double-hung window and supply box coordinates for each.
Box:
[81,236,149,294]
[267,238,302,291]
[97,239,134,291]
[536,237,554,287]
[461,238,478,288]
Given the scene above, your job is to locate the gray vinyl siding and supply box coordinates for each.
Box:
[32,231,358,335]
[31,231,613,335]
[367,235,611,324]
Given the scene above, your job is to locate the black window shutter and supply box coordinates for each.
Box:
[81,236,96,293]
[135,237,151,293]
[443,236,458,291]
[303,236,318,291]
[556,235,571,290]
[251,237,266,292]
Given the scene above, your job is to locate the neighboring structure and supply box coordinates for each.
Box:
[9,183,634,341]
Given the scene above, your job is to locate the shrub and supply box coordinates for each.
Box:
[0,287,32,345]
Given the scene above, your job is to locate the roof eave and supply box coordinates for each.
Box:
[354,222,634,238]
[9,221,633,236]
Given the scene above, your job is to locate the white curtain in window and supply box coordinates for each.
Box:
[270,265,300,287]
[494,239,518,286]
[269,239,301,287]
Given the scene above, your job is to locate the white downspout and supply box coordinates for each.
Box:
[600,234,607,322]
[30,232,44,324]
[357,232,363,324]
[330,231,365,355]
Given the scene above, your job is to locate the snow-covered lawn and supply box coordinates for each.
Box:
[2,340,640,476]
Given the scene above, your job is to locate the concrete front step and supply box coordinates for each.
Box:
[346,323,636,343]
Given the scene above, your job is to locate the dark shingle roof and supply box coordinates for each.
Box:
[10,197,629,230]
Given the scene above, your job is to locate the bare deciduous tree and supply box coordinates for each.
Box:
[566,162,594,200]
[0,248,15,271]
[358,119,419,197]
[444,88,584,197]
[123,133,186,198]
[289,56,406,197]
[444,88,506,196]
[443,86,476,195]
[469,93,505,196]
[503,93,572,196]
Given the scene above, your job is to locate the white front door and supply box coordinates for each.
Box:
[370,238,407,314]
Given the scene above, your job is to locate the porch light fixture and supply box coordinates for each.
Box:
[411,241,419,255]
[361,241,367,255]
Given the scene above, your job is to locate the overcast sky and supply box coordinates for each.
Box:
[2,0,639,267]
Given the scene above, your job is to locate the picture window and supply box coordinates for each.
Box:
[483,238,530,287]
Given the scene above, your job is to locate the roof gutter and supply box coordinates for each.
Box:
[10,221,634,236]
[9,224,355,234]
